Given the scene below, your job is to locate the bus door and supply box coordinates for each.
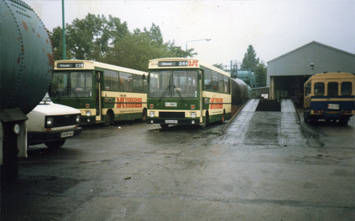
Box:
[199,70,204,124]
[95,71,102,122]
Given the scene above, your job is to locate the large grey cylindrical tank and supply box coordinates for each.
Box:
[0,0,53,114]
[231,78,249,105]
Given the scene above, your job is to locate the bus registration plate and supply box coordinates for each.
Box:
[165,102,177,107]
[61,131,74,138]
[328,104,339,110]
[165,120,178,124]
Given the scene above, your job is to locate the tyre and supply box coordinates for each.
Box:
[45,139,66,148]
[203,112,209,128]
[309,117,317,125]
[142,109,147,122]
[221,110,226,123]
[339,117,349,125]
[105,111,114,126]
[303,112,309,123]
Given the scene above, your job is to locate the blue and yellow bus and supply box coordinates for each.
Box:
[147,58,232,129]
[303,72,355,125]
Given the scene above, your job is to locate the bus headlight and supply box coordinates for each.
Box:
[191,112,196,118]
[149,111,155,117]
[86,111,91,117]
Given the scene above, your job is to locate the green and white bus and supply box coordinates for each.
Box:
[50,60,147,125]
[147,57,232,129]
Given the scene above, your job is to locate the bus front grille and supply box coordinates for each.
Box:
[159,112,185,118]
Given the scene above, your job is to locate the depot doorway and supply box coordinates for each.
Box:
[272,75,310,108]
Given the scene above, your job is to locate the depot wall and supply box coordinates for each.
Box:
[267,41,355,100]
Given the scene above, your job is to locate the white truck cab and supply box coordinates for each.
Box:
[27,94,82,148]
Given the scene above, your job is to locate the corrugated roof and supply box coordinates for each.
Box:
[267,41,355,64]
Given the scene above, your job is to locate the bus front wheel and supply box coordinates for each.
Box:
[105,110,114,126]
[203,112,209,128]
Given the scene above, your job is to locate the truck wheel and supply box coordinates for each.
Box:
[45,139,66,148]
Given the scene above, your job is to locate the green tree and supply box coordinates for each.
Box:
[241,45,260,70]
[49,14,194,71]
[50,26,66,60]
[108,24,192,71]
[240,45,267,87]
[255,62,267,87]
[50,13,129,61]
[66,14,129,61]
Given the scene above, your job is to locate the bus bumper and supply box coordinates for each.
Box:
[147,118,201,125]
[80,116,96,125]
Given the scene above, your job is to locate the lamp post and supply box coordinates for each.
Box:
[62,0,66,60]
[185,38,211,53]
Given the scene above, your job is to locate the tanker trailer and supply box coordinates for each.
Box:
[231,78,249,105]
[0,0,53,181]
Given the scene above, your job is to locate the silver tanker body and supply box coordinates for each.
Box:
[231,78,250,105]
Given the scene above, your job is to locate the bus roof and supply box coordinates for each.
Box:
[148,57,230,77]
[311,72,355,79]
[54,60,147,76]
[304,72,355,85]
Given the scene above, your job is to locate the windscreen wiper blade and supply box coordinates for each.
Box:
[174,85,185,103]
[158,85,170,102]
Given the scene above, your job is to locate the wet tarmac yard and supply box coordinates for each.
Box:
[1,99,354,220]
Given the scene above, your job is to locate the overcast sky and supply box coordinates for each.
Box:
[25,0,355,67]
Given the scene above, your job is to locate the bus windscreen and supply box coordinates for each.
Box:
[149,70,198,98]
[50,71,93,98]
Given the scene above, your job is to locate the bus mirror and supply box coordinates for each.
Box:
[142,74,146,80]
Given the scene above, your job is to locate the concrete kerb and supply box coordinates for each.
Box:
[222,100,248,134]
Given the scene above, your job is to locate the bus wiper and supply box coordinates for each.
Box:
[174,85,185,103]
[158,85,170,102]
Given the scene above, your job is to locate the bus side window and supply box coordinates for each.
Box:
[133,74,144,93]
[224,76,230,94]
[314,82,324,96]
[211,71,219,92]
[120,72,133,92]
[218,74,224,93]
[341,82,352,96]
[104,70,119,91]
[328,82,338,97]
[203,68,212,91]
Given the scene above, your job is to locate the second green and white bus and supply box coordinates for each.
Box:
[147,58,232,129]
[50,60,147,125]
